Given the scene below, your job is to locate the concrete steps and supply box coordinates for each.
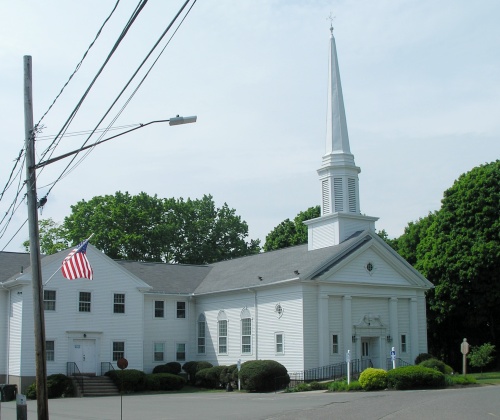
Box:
[73,375,120,397]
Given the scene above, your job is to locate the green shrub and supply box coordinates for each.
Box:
[182,361,213,385]
[220,364,238,387]
[328,380,348,392]
[106,369,147,392]
[239,360,290,392]
[359,368,387,391]
[196,366,225,389]
[145,373,186,391]
[25,374,75,400]
[419,358,453,374]
[152,362,182,375]
[309,381,328,390]
[347,380,362,391]
[445,374,477,386]
[387,366,445,390]
[414,353,434,365]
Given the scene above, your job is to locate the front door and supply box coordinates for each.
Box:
[361,339,372,369]
[72,339,96,374]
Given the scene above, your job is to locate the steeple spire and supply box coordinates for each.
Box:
[305,25,378,250]
[325,20,350,154]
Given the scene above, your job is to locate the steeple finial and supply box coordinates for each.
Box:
[328,13,335,36]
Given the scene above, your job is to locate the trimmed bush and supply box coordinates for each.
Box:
[152,362,182,375]
[220,364,238,387]
[239,360,290,392]
[182,361,213,385]
[196,366,225,389]
[347,380,362,391]
[145,373,186,391]
[387,366,445,390]
[414,353,434,365]
[359,368,387,391]
[26,374,75,400]
[328,380,348,392]
[106,369,147,392]
[419,358,453,375]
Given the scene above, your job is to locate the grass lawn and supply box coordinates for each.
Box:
[470,372,500,385]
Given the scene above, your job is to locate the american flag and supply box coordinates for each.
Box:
[61,238,94,280]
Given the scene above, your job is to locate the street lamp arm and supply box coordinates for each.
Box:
[33,116,197,169]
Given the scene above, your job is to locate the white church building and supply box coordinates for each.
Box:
[0,28,433,393]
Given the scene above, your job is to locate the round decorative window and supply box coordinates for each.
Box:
[366,262,374,275]
[275,303,284,319]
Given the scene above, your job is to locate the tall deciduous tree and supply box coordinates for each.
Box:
[394,161,500,366]
[264,206,320,251]
[62,192,260,264]
[23,218,69,255]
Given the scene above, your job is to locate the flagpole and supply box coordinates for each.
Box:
[44,234,94,286]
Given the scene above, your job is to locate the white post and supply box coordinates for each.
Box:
[346,350,351,385]
[391,347,396,370]
[237,359,241,391]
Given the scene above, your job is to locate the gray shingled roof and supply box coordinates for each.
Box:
[115,260,211,294]
[193,231,369,294]
[0,231,374,295]
[0,252,32,282]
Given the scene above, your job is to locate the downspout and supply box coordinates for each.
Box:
[0,282,11,384]
[248,289,258,360]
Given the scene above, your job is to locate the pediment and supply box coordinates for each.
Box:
[311,232,432,289]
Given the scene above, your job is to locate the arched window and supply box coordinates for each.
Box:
[197,314,206,354]
[240,308,252,354]
[217,311,228,354]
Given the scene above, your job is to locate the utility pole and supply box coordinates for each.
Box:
[24,55,49,420]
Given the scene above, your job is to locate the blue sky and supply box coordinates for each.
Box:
[1,0,499,252]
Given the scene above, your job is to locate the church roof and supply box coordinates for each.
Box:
[0,251,32,283]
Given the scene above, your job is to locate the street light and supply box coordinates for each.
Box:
[34,116,197,169]
[24,55,196,420]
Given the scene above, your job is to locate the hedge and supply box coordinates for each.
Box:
[105,369,147,392]
[239,360,289,392]
[359,368,388,391]
[182,361,213,385]
[152,362,182,375]
[145,373,186,391]
[419,358,453,375]
[387,365,445,390]
[26,374,75,399]
[196,366,226,389]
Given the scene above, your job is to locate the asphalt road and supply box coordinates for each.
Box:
[1,386,498,420]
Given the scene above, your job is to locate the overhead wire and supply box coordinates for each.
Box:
[41,0,195,193]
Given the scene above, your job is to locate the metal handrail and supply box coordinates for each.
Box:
[67,362,83,395]
[101,361,115,376]
[386,357,412,370]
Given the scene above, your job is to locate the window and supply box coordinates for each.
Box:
[198,314,206,354]
[154,342,164,362]
[276,333,284,354]
[46,340,55,361]
[241,308,252,354]
[176,302,186,319]
[79,292,91,312]
[154,301,165,318]
[401,334,407,353]
[176,343,186,362]
[44,290,56,311]
[218,311,228,354]
[113,341,125,361]
[332,334,339,354]
[113,293,125,314]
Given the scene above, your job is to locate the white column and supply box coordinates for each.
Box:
[410,297,418,362]
[342,295,352,356]
[318,293,329,367]
[389,297,398,350]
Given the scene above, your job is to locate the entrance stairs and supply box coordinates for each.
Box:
[73,375,120,397]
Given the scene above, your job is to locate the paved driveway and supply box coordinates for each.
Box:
[1,386,498,419]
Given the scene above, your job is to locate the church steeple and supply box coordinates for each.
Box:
[305,25,378,250]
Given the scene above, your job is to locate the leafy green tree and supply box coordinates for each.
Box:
[62,192,260,264]
[264,206,320,251]
[23,218,69,255]
[468,343,496,373]
[393,161,500,365]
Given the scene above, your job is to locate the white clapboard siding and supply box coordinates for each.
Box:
[302,284,319,370]
[328,295,344,365]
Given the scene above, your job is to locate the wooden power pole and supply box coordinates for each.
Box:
[24,55,49,420]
